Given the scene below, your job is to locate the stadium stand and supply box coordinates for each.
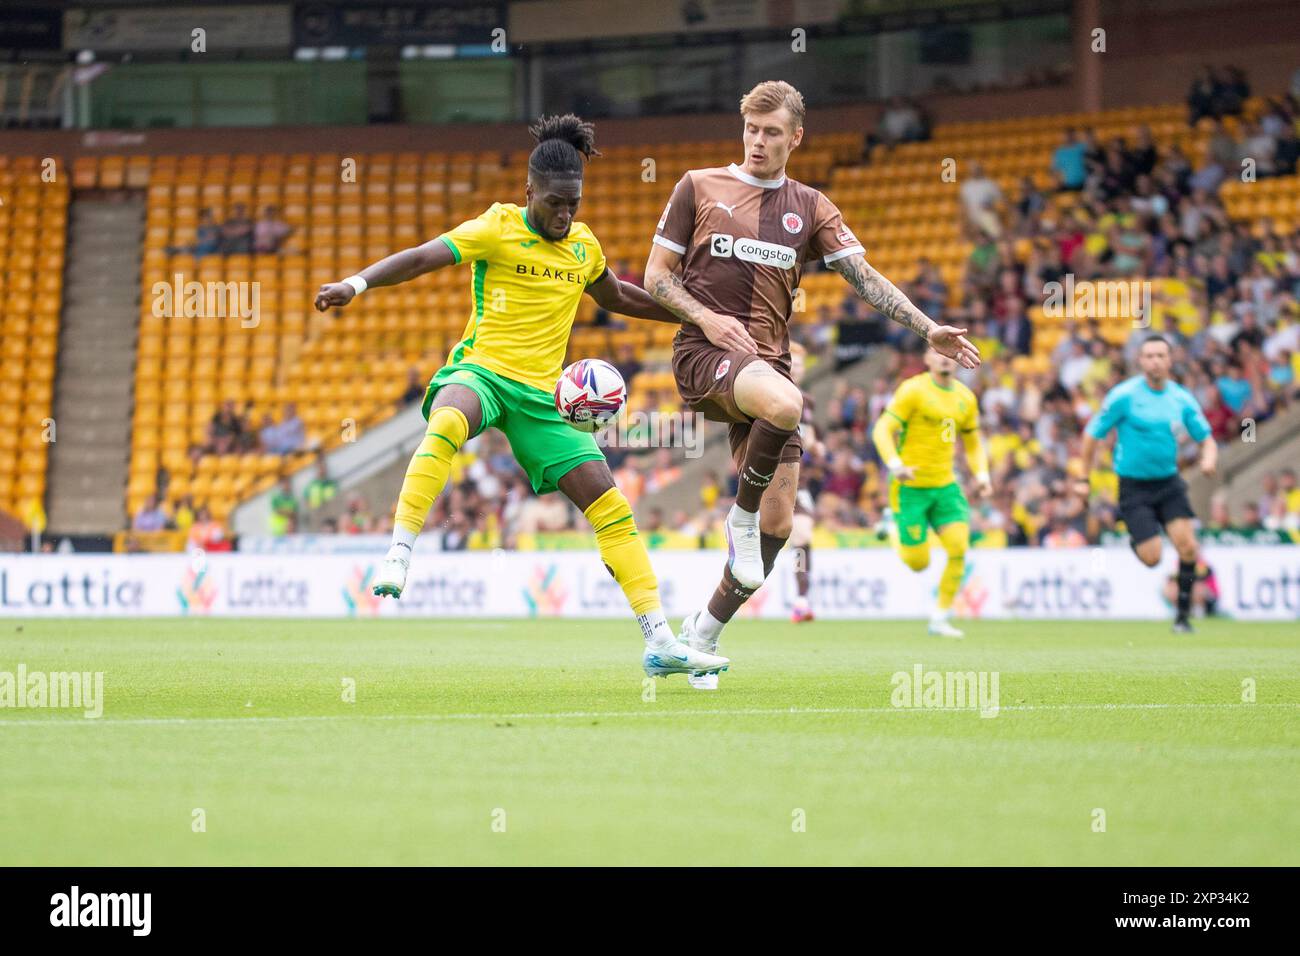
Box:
[16,76,1299,548]
[0,156,65,533]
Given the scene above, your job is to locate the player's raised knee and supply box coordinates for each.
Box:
[900,546,930,572]
[762,512,794,540]
[765,387,803,431]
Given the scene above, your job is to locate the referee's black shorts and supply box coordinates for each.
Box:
[1118,474,1196,545]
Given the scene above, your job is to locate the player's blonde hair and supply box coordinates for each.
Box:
[739,80,806,130]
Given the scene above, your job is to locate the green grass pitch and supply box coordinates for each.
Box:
[1,617,1296,866]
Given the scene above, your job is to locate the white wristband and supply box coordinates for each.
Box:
[343,275,367,295]
[886,458,904,473]
[976,472,990,484]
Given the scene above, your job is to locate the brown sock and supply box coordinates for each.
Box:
[761,532,787,577]
[736,420,795,512]
[707,566,756,623]
[706,532,788,623]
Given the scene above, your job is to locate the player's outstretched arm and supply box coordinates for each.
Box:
[314,237,457,312]
[829,252,980,369]
[585,268,679,324]
[643,244,757,352]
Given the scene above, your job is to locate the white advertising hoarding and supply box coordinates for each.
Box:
[0,547,1296,620]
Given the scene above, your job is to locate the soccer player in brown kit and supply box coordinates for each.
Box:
[644,80,980,688]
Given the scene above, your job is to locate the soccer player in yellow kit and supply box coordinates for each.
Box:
[314,115,728,678]
[872,349,991,638]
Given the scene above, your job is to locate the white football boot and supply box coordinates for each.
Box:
[927,610,964,639]
[724,504,764,589]
[682,611,721,690]
[642,639,730,679]
[372,547,410,598]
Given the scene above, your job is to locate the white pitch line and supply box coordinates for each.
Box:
[0,702,1295,728]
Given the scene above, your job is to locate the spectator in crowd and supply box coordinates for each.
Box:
[1188,65,1249,125]
[191,208,222,257]
[172,496,196,536]
[304,455,338,511]
[269,478,298,537]
[260,403,306,455]
[1000,297,1034,356]
[400,368,426,406]
[1280,468,1300,512]
[612,455,646,508]
[1236,501,1265,533]
[613,342,643,385]
[1241,120,1278,178]
[257,412,280,454]
[1207,119,1241,171]
[960,161,1003,238]
[822,451,863,503]
[206,400,244,454]
[132,495,168,532]
[253,205,293,253]
[873,96,929,148]
[1215,360,1252,414]
[188,506,231,552]
[339,495,374,535]
[644,448,682,495]
[1127,125,1159,178]
[220,203,254,254]
[1187,67,1219,125]
[1052,128,1088,191]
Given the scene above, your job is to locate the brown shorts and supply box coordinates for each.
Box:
[671,339,803,467]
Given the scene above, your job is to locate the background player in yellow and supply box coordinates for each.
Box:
[872,349,991,638]
[315,115,728,679]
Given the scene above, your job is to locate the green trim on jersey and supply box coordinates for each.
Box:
[450,260,489,365]
[439,235,462,264]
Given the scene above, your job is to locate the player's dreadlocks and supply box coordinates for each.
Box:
[527,114,600,179]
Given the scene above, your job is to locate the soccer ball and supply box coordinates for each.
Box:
[554,358,626,433]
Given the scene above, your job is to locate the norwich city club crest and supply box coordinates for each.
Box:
[571,242,586,262]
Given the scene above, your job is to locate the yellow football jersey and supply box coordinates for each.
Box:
[436,202,608,392]
[879,373,981,488]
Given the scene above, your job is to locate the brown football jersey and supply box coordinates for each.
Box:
[653,163,863,376]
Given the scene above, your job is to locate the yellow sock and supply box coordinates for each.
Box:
[583,487,660,616]
[936,522,970,611]
[393,406,469,534]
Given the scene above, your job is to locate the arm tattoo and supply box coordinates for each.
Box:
[830,253,936,341]
[647,269,713,326]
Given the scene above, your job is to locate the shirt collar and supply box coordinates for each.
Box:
[727,163,785,189]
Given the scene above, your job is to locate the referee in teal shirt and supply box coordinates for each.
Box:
[1078,335,1218,632]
